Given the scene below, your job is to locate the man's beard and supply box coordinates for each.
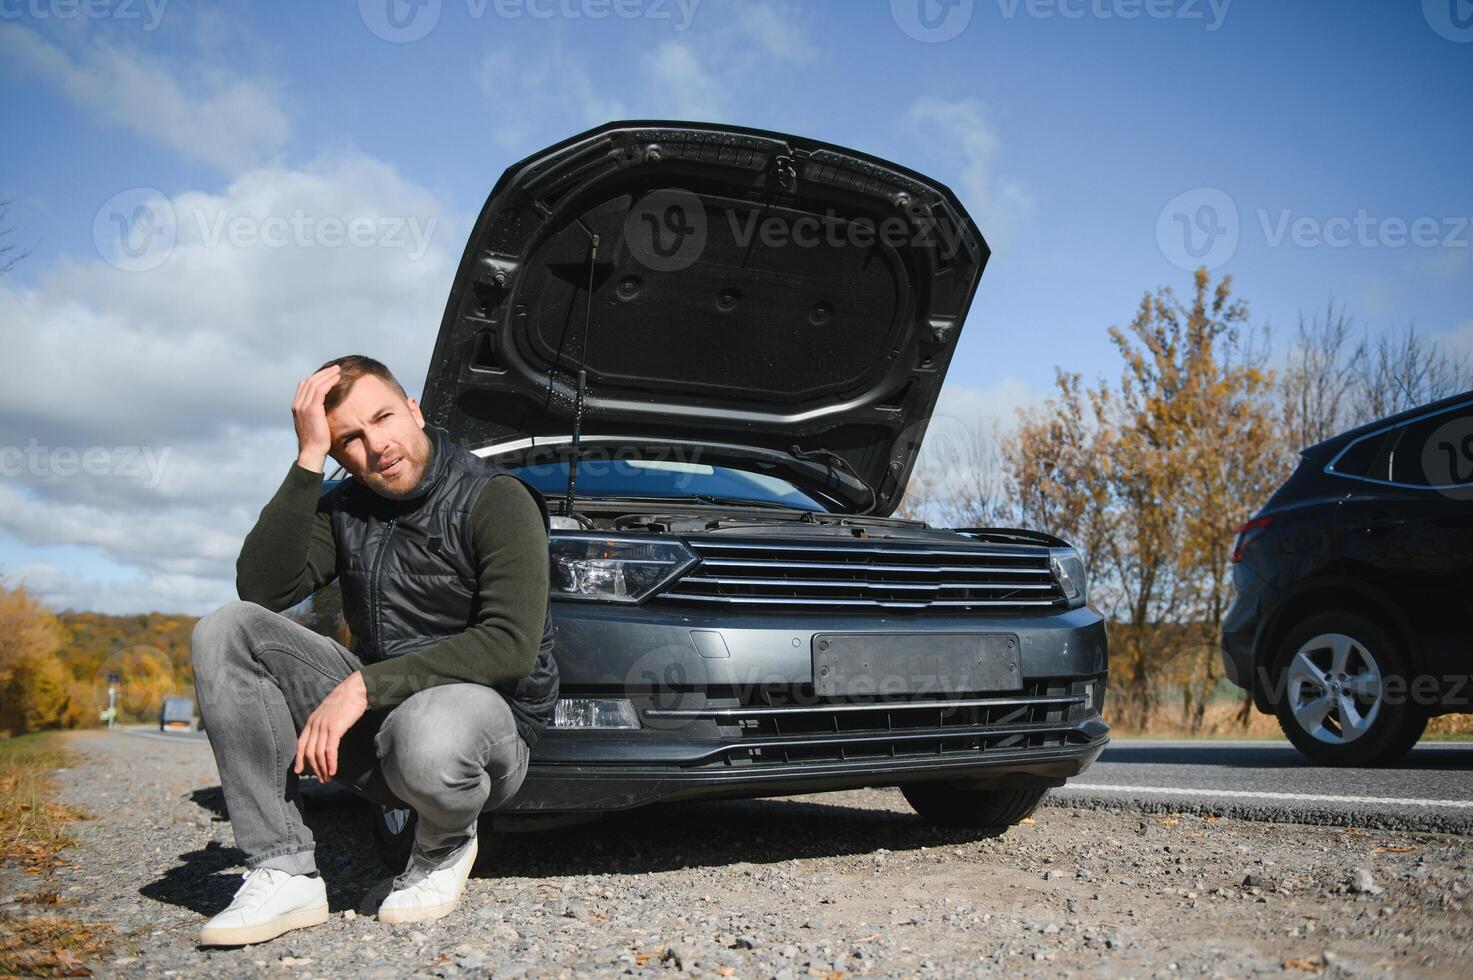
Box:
[367,431,431,499]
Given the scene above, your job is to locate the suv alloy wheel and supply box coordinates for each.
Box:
[1272,611,1426,766]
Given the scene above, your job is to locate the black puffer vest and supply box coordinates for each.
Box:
[326,423,559,748]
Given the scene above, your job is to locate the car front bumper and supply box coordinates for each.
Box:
[504,601,1110,812]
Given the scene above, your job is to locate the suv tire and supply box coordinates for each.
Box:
[1272,610,1426,767]
[901,782,1048,829]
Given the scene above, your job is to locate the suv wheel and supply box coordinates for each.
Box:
[901,781,1048,829]
[369,805,504,871]
[1272,611,1426,766]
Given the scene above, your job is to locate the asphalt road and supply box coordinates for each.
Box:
[1049,738,1473,833]
[118,725,208,743]
[124,727,1473,832]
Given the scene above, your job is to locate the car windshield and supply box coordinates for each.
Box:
[504,457,829,511]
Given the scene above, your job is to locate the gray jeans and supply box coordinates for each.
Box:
[190,600,530,877]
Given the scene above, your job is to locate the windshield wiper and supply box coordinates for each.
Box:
[554,493,814,512]
[687,494,813,511]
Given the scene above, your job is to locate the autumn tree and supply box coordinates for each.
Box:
[0,577,75,735]
[1008,270,1282,731]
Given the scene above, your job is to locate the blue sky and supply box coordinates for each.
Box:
[1,0,1470,613]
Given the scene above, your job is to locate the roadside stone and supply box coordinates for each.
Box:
[1350,870,1384,896]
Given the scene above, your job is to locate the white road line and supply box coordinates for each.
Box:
[1059,783,1473,809]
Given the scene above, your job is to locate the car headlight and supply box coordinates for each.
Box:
[548,534,697,603]
[1049,547,1088,609]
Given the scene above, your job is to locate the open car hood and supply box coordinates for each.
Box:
[420,120,990,516]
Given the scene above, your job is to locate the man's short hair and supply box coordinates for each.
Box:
[318,355,408,413]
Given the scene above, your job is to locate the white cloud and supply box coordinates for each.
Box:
[908,98,1034,247]
[0,23,289,173]
[0,153,460,614]
[1440,320,1473,363]
[474,3,818,142]
[477,45,628,150]
[642,42,729,121]
[7,560,234,616]
[935,375,1038,443]
[729,1,813,62]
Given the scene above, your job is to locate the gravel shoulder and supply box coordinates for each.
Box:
[10,729,1472,978]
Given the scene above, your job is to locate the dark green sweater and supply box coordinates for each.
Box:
[235,456,549,710]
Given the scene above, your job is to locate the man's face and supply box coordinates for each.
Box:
[325,375,432,499]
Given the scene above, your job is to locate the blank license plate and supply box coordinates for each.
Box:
[812,633,1021,697]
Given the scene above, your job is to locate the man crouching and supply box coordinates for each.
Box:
[190,355,558,945]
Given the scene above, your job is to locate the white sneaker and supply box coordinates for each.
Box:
[199,867,329,947]
[377,835,478,925]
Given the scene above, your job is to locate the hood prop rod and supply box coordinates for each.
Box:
[563,233,599,517]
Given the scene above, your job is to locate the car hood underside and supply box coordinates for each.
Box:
[421,120,990,517]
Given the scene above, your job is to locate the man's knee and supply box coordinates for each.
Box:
[191,600,274,675]
[376,686,521,793]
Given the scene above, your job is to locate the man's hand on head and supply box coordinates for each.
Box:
[294,671,368,782]
[293,364,342,474]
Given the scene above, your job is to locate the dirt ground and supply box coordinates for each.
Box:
[1,729,1469,978]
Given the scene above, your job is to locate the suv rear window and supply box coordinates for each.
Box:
[1388,405,1473,487]
[1329,402,1473,488]
[1327,429,1396,480]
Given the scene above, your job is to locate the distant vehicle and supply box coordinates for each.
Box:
[1222,391,1473,765]
[159,695,197,733]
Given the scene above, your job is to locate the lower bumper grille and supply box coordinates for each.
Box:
[645,680,1101,770]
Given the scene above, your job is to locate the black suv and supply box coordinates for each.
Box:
[361,121,1109,861]
[1222,391,1473,765]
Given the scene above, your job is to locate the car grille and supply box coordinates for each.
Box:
[654,537,1067,612]
[644,679,1102,769]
